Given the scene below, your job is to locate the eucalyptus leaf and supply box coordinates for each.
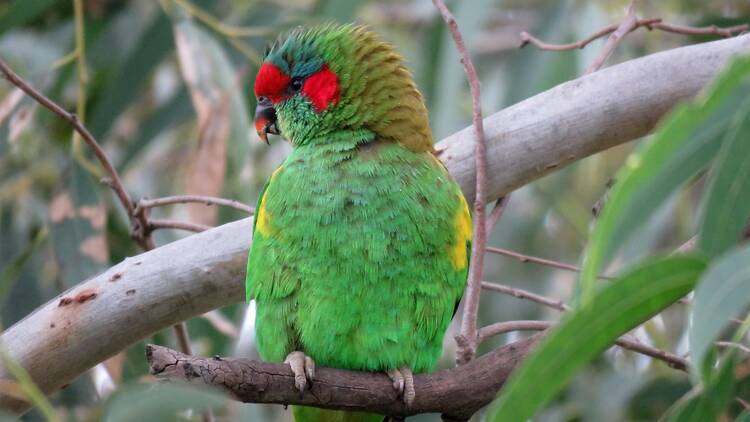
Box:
[579,55,750,305]
[698,98,750,258]
[103,382,224,422]
[661,354,736,422]
[690,245,750,378]
[489,256,706,421]
[49,162,109,287]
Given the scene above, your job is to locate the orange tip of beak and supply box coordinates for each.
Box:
[255,117,269,144]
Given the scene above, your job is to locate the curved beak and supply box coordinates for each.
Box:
[254,100,279,144]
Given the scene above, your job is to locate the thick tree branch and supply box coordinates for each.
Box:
[146,336,540,420]
[1,35,749,414]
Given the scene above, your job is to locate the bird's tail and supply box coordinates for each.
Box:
[292,406,384,422]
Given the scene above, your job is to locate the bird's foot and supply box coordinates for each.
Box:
[285,351,315,393]
[387,366,415,407]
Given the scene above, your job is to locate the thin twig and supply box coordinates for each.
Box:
[0,58,134,218]
[149,219,211,233]
[520,18,662,51]
[477,320,552,341]
[0,56,204,367]
[476,320,689,371]
[585,1,639,74]
[432,0,489,366]
[481,281,571,312]
[716,341,750,354]
[138,195,254,215]
[486,246,614,280]
[653,22,749,38]
[486,195,511,236]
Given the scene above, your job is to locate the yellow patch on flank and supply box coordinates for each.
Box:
[255,166,283,237]
[448,195,472,270]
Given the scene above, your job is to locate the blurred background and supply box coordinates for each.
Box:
[0,0,749,420]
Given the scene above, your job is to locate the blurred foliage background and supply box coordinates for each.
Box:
[0,0,749,421]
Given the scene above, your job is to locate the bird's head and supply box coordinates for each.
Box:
[253,24,432,151]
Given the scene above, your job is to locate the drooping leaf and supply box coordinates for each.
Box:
[579,55,750,305]
[103,382,224,422]
[698,101,750,258]
[690,244,750,377]
[0,0,57,36]
[88,11,174,141]
[171,17,252,223]
[488,256,706,421]
[0,227,46,307]
[0,88,37,155]
[117,86,194,172]
[662,354,736,422]
[49,162,109,287]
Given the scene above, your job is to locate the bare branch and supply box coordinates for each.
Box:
[146,336,540,420]
[486,246,613,280]
[585,1,639,74]
[486,195,511,236]
[138,195,254,215]
[432,0,489,366]
[475,321,688,371]
[481,281,571,312]
[520,18,662,51]
[653,22,749,38]
[149,219,211,233]
[0,58,133,218]
[520,12,747,55]
[478,320,552,342]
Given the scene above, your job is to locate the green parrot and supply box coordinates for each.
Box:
[245,24,470,422]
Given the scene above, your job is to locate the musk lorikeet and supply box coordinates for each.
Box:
[245,24,471,421]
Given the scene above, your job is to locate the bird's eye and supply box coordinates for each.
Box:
[258,95,270,105]
[289,77,304,93]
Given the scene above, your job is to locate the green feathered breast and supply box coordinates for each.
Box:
[245,24,470,422]
[247,137,469,371]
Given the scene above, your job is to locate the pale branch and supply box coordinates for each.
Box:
[475,321,688,371]
[1,35,749,415]
[146,336,540,420]
[148,219,212,233]
[585,1,639,74]
[486,246,613,280]
[432,0,489,366]
[481,281,571,312]
[137,195,255,215]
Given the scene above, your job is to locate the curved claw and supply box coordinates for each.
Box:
[387,366,415,407]
[285,351,315,393]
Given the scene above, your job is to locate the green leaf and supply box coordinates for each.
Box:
[488,256,707,422]
[662,354,736,422]
[88,12,174,141]
[698,101,750,258]
[117,86,194,172]
[0,227,46,307]
[690,244,750,376]
[579,55,750,305]
[103,382,224,422]
[0,0,57,36]
[49,162,109,287]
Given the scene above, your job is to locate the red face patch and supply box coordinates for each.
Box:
[302,65,340,112]
[254,63,291,103]
[254,62,340,112]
